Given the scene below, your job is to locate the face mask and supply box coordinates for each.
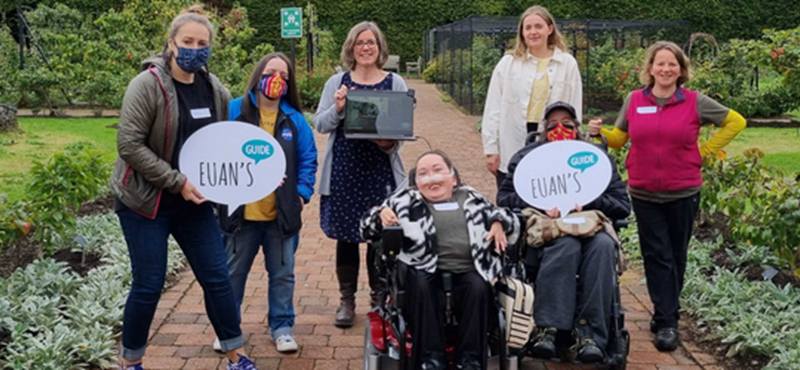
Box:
[546,122,577,142]
[173,45,211,74]
[259,74,288,101]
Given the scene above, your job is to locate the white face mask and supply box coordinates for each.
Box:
[417,172,454,185]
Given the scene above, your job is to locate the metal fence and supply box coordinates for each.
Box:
[424,16,691,115]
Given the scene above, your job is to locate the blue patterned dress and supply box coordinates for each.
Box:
[320,72,396,243]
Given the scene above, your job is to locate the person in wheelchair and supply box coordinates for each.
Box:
[497,102,630,363]
[361,150,520,370]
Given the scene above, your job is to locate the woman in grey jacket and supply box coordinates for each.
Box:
[109,6,258,370]
[315,21,407,328]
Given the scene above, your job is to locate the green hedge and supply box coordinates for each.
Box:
[6,0,799,72]
[219,0,800,70]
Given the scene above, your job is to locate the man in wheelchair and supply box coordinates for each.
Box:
[361,150,520,370]
[497,102,631,364]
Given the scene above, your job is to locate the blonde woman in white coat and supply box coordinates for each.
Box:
[481,5,583,190]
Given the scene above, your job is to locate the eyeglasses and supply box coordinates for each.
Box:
[355,40,377,48]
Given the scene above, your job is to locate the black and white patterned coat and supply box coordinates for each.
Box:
[361,185,520,282]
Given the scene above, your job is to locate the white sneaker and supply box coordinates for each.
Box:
[212,337,222,352]
[274,334,298,353]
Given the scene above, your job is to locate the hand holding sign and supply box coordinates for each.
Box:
[512,140,612,219]
[179,121,286,215]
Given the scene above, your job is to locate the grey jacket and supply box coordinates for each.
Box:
[314,72,407,196]
[109,56,230,218]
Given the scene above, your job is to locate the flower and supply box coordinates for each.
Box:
[126,52,132,59]
[618,84,624,90]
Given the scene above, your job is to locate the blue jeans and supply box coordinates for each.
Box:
[117,202,243,360]
[225,220,299,338]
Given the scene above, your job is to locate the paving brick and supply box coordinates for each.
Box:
[145,80,717,370]
[183,357,221,369]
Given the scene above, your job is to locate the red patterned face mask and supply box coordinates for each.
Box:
[546,123,577,142]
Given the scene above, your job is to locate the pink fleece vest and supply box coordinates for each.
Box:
[625,87,703,192]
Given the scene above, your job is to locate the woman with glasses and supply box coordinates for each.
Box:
[315,21,408,328]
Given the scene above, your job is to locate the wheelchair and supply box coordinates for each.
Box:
[505,129,630,369]
[362,165,518,370]
[363,225,519,370]
[505,216,629,370]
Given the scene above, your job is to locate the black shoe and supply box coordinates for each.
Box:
[575,337,604,363]
[654,327,679,351]
[650,319,659,334]
[456,357,481,370]
[530,327,557,359]
[421,352,447,370]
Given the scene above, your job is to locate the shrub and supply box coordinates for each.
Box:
[422,59,437,83]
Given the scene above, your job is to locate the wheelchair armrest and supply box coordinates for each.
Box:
[613,219,628,232]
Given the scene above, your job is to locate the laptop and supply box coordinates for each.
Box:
[343,89,416,141]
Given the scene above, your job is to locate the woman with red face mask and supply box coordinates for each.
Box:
[215,52,318,354]
[497,102,630,363]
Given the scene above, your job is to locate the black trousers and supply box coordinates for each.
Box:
[632,193,700,329]
[404,268,491,369]
[534,232,617,349]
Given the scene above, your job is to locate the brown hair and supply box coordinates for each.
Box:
[162,5,216,65]
[412,150,462,187]
[241,53,303,122]
[639,41,692,86]
[511,6,567,58]
[340,21,390,70]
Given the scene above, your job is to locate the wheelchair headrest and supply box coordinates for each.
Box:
[407,166,463,189]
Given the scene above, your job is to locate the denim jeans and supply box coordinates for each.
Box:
[225,220,299,338]
[117,202,243,360]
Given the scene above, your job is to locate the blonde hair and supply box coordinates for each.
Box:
[163,5,216,61]
[511,6,567,58]
[639,41,692,86]
[340,21,390,70]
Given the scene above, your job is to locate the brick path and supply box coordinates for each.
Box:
[140,79,726,370]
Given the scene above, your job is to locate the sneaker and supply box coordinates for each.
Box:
[119,363,144,370]
[530,327,557,359]
[213,337,222,352]
[575,337,604,363]
[227,354,258,370]
[275,334,299,353]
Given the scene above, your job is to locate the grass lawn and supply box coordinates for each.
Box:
[702,125,800,173]
[0,117,119,201]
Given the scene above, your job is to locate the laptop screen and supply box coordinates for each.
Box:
[344,89,414,139]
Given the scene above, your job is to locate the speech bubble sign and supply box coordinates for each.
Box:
[512,140,612,218]
[179,121,286,215]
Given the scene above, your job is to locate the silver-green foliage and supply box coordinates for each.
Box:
[0,211,184,369]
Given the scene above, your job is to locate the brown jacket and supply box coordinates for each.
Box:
[110,55,230,218]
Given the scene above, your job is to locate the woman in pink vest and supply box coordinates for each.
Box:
[588,41,745,352]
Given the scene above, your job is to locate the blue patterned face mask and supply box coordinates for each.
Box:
[173,46,211,74]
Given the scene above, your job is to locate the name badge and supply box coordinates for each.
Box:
[191,108,212,119]
[636,106,658,114]
[433,202,460,211]
[534,72,546,80]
